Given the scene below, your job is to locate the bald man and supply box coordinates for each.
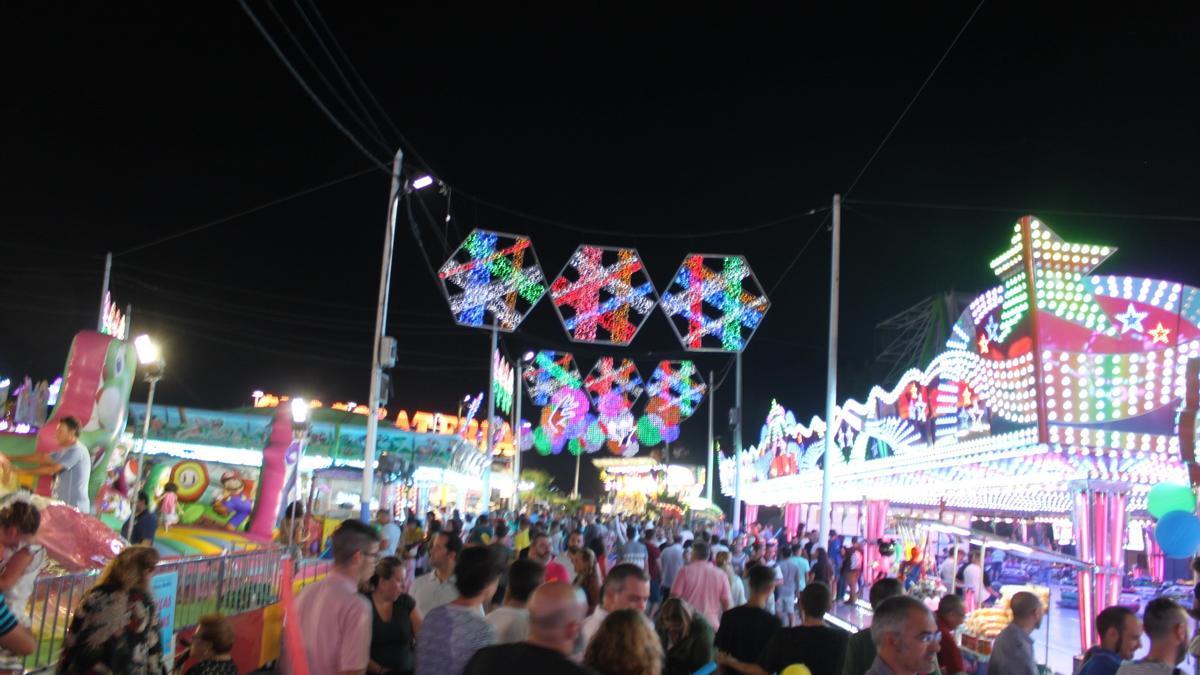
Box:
[463,582,598,675]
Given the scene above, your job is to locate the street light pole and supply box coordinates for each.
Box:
[732,351,743,535]
[481,323,498,512]
[363,148,404,523]
[706,368,714,502]
[286,398,310,556]
[511,365,522,511]
[126,335,163,541]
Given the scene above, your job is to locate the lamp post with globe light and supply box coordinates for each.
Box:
[286,398,311,554]
[125,335,164,541]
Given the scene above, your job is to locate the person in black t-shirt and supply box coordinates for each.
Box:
[463,581,597,675]
[719,582,848,675]
[715,565,782,667]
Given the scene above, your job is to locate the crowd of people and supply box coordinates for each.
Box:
[274,508,1200,675]
[0,499,1173,674]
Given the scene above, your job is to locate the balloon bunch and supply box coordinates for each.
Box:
[1149,483,1200,558]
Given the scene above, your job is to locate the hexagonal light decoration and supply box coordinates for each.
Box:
[521,350,583,407]
[584,357,644,410]
[549,245,658,345]
[645,360,707,419]
[660,254,770,352]
[437,229,547,331]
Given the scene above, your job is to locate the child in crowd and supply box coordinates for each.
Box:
[0,496,45,674]
[158,482,179,531]
[185,613,238,675]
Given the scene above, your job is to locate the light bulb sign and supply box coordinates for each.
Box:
[660,254,771,352]
[438,229,547,331]
[521,351,583,407]
[549,245,657,345]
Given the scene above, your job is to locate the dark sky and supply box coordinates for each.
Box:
[3,2,1199,501]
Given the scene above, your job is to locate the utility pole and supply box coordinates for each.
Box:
[819,194,841,548]
[732,352,743,534]
[511,363,522,511]
[363,149,404,522]
[706,369,715,502]
[481,323,498,512]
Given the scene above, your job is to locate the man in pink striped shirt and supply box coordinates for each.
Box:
[285,520,380,675]
[670,540,732,629]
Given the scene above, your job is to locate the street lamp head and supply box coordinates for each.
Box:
[133,335,161,366]
[410,175,435,191]
[463,394,473,403]
[522,351,535,363]
[290,398,310,426]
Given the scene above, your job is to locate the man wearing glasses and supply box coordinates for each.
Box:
[988,591,1044,675]
[866,595,943,675]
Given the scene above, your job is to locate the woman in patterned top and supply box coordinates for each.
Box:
[57,545,169,675]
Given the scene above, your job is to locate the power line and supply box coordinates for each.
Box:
[846,199,1200,223]
[767,216,829,296]
[261,0,393,154]
[236,0,392,174]
[115,166,377,256]
[289,0,392,153]
[843,0,987,198]
[767,0,986,295]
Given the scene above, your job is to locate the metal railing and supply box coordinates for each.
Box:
[23,547,292,672]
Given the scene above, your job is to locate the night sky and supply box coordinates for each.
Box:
[3,3,1199,501]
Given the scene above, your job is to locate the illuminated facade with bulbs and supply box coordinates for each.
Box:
[720,217,1200,648]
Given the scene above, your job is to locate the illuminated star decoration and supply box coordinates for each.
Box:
[521,351,583,407]
[987,217,1117,341]
[438,229,547,331]
[977,333,991,355]
[645,360,707,419]
[584,357,644,408]
[550,245,657,345]
[984,315,1001,343]
[1114,303,1149,334]
[660,254,770,352]
[1149,322,1171,344]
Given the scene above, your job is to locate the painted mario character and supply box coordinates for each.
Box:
[211,470,253,530]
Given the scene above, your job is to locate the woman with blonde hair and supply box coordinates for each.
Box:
[713,550,746,607]
[654,597,714,675]
[583,608,663,675]
[58,545,168,674]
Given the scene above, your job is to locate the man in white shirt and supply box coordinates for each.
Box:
[48,417,92,514]
[939,550,961,589]
[962,551,986,609]
[486,559,543,643]
[411,531,463,615]
[659,534,685,596]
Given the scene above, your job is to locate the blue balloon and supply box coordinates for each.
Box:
[1156,511,1200,558]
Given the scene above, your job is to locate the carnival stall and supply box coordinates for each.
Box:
[126,400,508,556]
[720,217,1200,661]
[593,456,706,517]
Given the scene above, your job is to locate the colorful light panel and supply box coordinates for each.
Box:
[521,351,583,407]
[660,254,770,352]
[549,245,657,345]
[645,360,707,419]
[584,357,644,409]
[438,229,547,331]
